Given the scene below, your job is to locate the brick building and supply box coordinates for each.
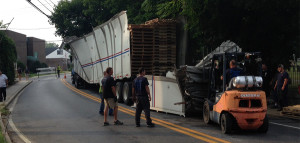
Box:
[2,30,27,65]
[27,37,46,63]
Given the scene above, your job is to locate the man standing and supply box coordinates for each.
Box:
[17,67,22,81]
[132,67,155,127]
[102,67,123,126]
[262,64,271,97]
[99,71,113,116]
[57,65,62,78]
[25,67,29,81]
[274,64,289,111]
[0,70,8,102]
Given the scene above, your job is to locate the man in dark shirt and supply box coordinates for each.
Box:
[103,67,123,126]
[221,60,242,85]
[99,71,113,116]
[274,64,289,111]
[132,67,155,127]
[262,64,271,97]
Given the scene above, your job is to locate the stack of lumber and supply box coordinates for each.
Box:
[129,18,176,76]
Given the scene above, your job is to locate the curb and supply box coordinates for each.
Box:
[0,80,33,143]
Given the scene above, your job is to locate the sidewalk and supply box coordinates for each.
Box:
[2,80,32,106]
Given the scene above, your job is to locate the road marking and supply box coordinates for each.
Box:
[270,122,300,130]
[61,79,230,143]
[9,118,31,143]
[8,90,32,143]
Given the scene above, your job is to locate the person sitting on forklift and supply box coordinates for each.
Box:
[221,60,243,86]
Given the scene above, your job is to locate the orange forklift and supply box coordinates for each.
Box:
[203,52,268,134]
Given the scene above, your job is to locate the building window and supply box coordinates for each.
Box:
[57,49,63,55]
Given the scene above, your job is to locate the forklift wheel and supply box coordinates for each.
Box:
[258,115,269,133]
[203,101,212,124]
[221,112,233,134]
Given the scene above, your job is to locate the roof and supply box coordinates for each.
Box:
[45,47,58,56]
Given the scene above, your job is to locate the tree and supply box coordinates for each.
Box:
[49,0,299,69]
[49,0,95,38]
[180,0,300,68]
[0,31,17,84]
[46,42,59,48]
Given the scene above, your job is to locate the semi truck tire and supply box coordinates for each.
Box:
[75,79,80,89]
[116,82,124,103]
[123,82,133,106]
[72,77,75,84]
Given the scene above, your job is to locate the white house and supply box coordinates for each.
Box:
[45,48,71,70]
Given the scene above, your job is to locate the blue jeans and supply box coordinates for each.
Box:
[99,94,113,115]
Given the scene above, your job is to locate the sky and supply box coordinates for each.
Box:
[0,0,62,45]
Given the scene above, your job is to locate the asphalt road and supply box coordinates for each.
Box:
[7,75,300,143]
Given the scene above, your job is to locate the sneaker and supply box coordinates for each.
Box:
[136,124,140,127]
[147,123,155,127]
[104,122,109,126]
[114,120,123,125]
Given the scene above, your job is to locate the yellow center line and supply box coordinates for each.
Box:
[61,79,230,143]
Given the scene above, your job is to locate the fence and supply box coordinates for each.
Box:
[288,66,300,88]
[36,67,56,77]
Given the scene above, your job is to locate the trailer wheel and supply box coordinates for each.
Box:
[75,80,80,89]
[258,115,269,133]
[72,77,75,84]
[116,82,124,103]
[123,82,133,106]
[221,112,233,134]
[203,101,212,124]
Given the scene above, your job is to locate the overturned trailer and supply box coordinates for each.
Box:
[69,11,185,116]
[68,11,243,116]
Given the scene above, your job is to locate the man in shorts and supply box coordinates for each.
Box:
[102,67,123,126]
[99,71,113,116]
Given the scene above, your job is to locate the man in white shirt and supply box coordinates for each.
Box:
[0,70,8,102]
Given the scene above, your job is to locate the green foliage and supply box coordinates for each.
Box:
[181,0,300,68]
[0,31,17,84]
[46,42,59,48]
[49,0,300,69]
[49,0,94,38]
[156,0,182,18]
[17,60,26,70]
[27,58,48,73]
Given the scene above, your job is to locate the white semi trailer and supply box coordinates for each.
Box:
[69,11,185,116]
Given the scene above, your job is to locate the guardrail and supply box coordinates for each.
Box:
[36,67,56,78]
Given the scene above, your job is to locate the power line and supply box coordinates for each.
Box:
[37,0,52,13]
[43,0,54,9]
[48,0,56,7]
[25,0,50,18]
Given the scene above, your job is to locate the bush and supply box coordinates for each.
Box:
[0,31,17,84]
[17,60,26,70]
[27,58,48,73]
